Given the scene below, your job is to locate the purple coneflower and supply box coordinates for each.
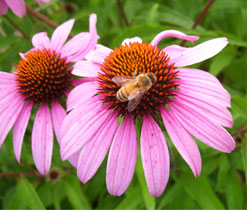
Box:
[61,30,235,196]
[0,14,99,175]
[0,0,50,18]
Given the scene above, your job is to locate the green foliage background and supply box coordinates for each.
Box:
[0,0,246,209]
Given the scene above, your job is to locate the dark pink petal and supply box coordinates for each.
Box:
[161,107,201,177]
[61,102,110,161]
[70,78,97,87]
[77,112,118,183]
[72,61,101,78]
[0,72,16,89]
[32,103,53,175]
[151,30,199,47]
[50,19,75,53]
[85,44,112,65]
[164,38,228,67]
[106,115,137,196]
[67,81,98,111]
[0,0,8,16]
[121,37,142,45]
[0,92,24,148]
[32,32,50,49]
[5,0,26,18]
[141,114,170,197]
[13,102,33,164]
[51,101,66,144]
[170,101,235,153]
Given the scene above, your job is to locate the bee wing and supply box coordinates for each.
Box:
[128,90,145,112]
[112,75,135,86]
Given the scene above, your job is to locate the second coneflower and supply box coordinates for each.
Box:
[61,30,235,196]
[0,14,99,175]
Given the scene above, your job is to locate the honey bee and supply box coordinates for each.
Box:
[112,72,157,112]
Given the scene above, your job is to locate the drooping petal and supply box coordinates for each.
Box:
[141,114,170,197]
[5,0,26,18]
[77,112,118,183]
[151,30,199,47]
[170,101,235,153]
[106,115,137,196]
[32,32,50,49]
[67,14,99,62]
[161,107,201,177]
[68,151,80,168]
[51,101,66,144]
[164,38,228,67]
[13,102,33,164]
[85,44,112,65]
[0,92,24,148]
[72,61,101,78]
[50,19,75,53]
[121,37,142,45]
[0,0,8,16]
[0,72,16,89]
[61,102,110,161]
[67,81,98,111]
[32,103,53,175]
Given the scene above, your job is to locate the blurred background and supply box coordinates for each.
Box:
[0,0,246,209]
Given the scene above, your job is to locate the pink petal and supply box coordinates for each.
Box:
[0,72,16,89]
[164,38,228,67]
[13,102,33,164]
[85,44,112,65]
[67,81,98,111]
[67,14,99,62]
[121,37,142,46]
[32,32,50,49]
[32,103,53,175]
[0,0,8,15]
[70,78,97,87]
[170,101,235,153]
[161,107,201,177]
[5,0,26,18]
[151,30,199,47]
[35,0,50,7]
[50,19,75,53]
[68,151,80,168]
[51,101,66,144]
[106,115,137,196]
[141,114,170,197]
[61,102,110,161]
[72,61,101,78]
[0,92,24,148]
[77,112,118,183]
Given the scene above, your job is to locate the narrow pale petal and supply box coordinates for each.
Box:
[13,102,33,164]
[151,30,199,47]
[165,38,228,67]
[0,0,8,16]
[106,115,137,196]
[141,114,170,197]
[67,81,98,111]
[121,37,142,45]
[161,107,201,177]
[77,112,118,183]
[32,32,50,49]
[61,104,110,161]
[85,44,112,65]
[0,92,24,148]
[50,19,75,53]
[5,0,26,18]
[170,101,235,153]
[51,101,66,144]
[72,61,101,77]
[32,103,53,175]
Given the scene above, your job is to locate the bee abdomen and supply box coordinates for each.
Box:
[116,88,128,102]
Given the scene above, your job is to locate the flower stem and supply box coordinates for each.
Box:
[3,16,30,40]
[180,0,215,46]
[117,0,130,27]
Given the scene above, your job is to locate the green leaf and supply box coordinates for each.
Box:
[231,96,247,116]
[209,45,237,76]
[64,175,91,209]
[181,175,224,209]
[136,154,156,210]
[146,3,159,25]
[17,178,45,210]
[241,136,247,189]
[216,154,230,192]
[226,171,244,209]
